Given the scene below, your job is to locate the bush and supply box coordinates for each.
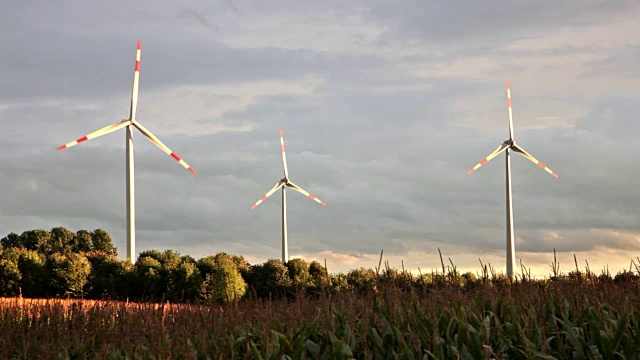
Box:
[199,253,246,303]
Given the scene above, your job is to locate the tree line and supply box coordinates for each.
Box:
[1,227,638,303]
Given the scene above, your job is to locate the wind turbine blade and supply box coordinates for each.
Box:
[287,181,327,206]
[507,80,514,141]
[280,129,289,179]
[467,143,510,175]
[132,122,197,175]
[512,144,559,178]
[57,121,131,150]
[250,181,285,209]
[129,40,141,121]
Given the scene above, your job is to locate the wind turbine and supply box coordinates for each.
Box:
[250,130,327,262]
[467,80,559,280]
[57,41,197,263]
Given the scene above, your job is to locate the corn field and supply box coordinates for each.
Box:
[1,275,639,359]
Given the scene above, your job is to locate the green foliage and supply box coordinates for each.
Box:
[85,251,131,299]
[347,267,377,292]
[0,232,21,249]
[134,256,163,299]
[0,248,22,296]
[1,228,116,257]
[90,229,116,255]
[72,230,93,253]
[309,260,328,286]
[168,260,201,302]
[286,258,312,291]
[49,227,75,254]
[330,273,349,293]
[248,259,292,298]
[47,252,92,297]
[17,249,46,297]
[199,252,246,303]
[232,254,252,280]
[19,229,51,253]
[138,249,163,262]
[196,254,217,276]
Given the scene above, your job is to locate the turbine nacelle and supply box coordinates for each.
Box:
[251,130,327,210]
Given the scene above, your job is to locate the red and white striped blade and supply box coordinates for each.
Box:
[467,143,510,175]
[250,181,285,209]
[129,40,141,121]
[507,80,514,141]
[512,144,559,178]
[56,120,132,151]
[132,121,197,175]
[280,129,289,179]
[287,181,327,206]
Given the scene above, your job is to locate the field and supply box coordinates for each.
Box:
[1,275,639,359]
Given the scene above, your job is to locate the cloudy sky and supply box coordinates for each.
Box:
[2,0,639,277]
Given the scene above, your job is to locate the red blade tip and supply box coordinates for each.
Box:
[56,145,66,151]
[137,40,141,49]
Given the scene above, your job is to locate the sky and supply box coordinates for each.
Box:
[1,0,639,278]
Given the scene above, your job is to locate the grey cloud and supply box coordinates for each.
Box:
[359,1,640,43]
[581,45,640,78]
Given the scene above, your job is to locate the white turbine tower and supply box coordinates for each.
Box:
[467,80,559,279]
[250,130,327,262]
[57,41,197,263]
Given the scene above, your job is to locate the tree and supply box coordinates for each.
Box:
[17,249,46,298]
[0,248,21,296]
[73,230,94,253]
[48,252,92,297]
[232,255,251,280]
[85,251,130,299]
[158,250,184,300]
[196,255,218,276]
[330,273,348,294]
[134,256,163,300]
[309,260,329,288]
[91,229,116,255]
[20,229,51,253]
[167,261,201,302]
[0,232,21,249]
[286,258,312,292]
[138,249,163,262]
[199,253,246,303]
[49,227,75,254]
[247,259,291,298]
[347,267,377,293]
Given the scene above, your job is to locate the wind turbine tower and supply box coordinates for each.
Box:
[251,130,327,262]
[467,81,559,279]
[57,41,197,263]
